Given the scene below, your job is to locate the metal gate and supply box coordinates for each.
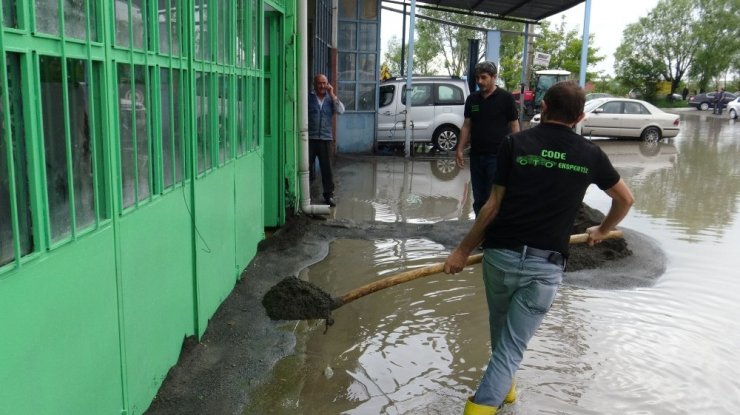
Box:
[313,0,332,79]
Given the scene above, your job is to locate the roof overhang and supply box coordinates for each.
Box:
[395,0,586,23]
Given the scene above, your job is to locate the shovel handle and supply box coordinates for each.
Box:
[337,230,624,306]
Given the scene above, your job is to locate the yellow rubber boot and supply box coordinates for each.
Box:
[503,380,517,404]
[463,396,497,415]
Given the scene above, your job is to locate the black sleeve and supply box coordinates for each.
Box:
[592,147,621,190]
[464,94,474,118]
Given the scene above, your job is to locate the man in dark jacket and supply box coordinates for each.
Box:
[308,74,344,206]
[714,88,725,115]
[445,81,635,414]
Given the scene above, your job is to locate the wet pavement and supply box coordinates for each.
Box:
[147,110,740,414]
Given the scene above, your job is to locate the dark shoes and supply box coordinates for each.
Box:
[324,196,336,207]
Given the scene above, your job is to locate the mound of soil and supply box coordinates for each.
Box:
[568,203,632,272]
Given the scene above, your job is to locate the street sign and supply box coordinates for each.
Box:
[533,51,551,67]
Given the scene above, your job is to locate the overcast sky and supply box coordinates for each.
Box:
[380,0,661,76]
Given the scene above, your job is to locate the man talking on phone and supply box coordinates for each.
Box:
[308,74,344,207]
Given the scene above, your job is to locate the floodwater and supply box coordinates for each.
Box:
[248,112,740,414]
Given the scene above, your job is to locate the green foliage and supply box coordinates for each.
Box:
[592,74,630,97]
[615,0,740,99]
[382,11,603,91]
[532,18,604,83]
[382,36,403,76]
[689,0,740,91]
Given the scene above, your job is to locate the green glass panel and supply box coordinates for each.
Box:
[1,53,32,265]
[236,0,246,66]
[251,76,259,150]
[157,0,180,55]
[236,76,245,155]
[218,1,228,63]
[117,64,136,207]
[66,59,96,230]
[115,0,145,48]
[195,0,210,60]
[218,74,228,164]
[160,68,173,187]
[251,0,259,68]
[172,70,183,182]
[2,0,17,27]
[196,72,211,173]
[34,0,98,40]
[39,56,71,241]
[133,65,150,197]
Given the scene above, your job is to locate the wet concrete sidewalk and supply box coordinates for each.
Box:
[144,216,473,415]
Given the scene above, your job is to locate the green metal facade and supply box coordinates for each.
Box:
[0,0,299,414]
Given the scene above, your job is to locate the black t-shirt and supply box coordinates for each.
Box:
[483,123,621,255]
[464,88,519,155]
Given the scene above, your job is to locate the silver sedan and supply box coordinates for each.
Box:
[531,98,681,141]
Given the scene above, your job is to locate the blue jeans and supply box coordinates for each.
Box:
[473,248,564,407]
[469,154,498,216]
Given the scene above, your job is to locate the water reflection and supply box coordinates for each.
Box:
[597,117,740,242]
[333,157,473,223]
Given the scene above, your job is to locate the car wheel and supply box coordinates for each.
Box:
[700,102,710,111]
[641,126,661,143]
[638,139,661,157]
[730,108,738,119]
[430,159,460,181]
[432,126,459,152]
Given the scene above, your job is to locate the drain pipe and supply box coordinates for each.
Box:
[298,0,331,215]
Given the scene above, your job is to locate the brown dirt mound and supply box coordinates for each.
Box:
[568,203,632,271]
[261,276,339,321]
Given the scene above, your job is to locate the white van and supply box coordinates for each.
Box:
[377,77,469,151]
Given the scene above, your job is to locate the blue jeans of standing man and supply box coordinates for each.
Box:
[473,248,564,407]
[469,154,498,216]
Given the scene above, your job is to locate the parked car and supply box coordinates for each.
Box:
[530,97,680,141]
[687,92,737,111]
[728,97,740,119]
[377,76,469,151]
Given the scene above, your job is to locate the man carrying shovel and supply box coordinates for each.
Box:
[444,81,634,414]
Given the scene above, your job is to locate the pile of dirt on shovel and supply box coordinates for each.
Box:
[567,203,632,272]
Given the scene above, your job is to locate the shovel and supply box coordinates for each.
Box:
[262,230,624,322]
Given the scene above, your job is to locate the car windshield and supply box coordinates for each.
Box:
[584,98,608,112]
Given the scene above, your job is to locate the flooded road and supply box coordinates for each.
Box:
[248,112,740,414]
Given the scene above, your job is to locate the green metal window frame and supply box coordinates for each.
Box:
[0,0,267,275]
[0,0,112,261]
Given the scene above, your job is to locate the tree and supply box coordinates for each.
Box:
[382,36,403,76]
[382,10,604,90]
[615,0,740,98]
[381,35,438,77]
[413,10,523,85]
[689,0,740,91]
[532,18,605,83]
[615,0,699,97]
